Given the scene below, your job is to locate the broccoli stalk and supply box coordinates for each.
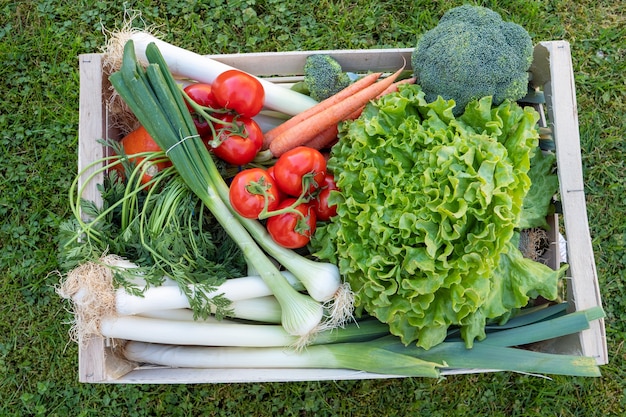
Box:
[302,54,352,101]
[411,5,534,116]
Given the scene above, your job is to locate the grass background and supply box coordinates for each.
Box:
[1,0,625,415]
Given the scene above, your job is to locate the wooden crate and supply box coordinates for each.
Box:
[76,41,607,383]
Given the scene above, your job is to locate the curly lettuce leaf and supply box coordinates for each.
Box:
[519,150,559,229]
[312,84,560,349]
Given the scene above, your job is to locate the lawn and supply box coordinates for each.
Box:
[1,0,625,415]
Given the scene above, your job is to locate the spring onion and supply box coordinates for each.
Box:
[108,40,329,337]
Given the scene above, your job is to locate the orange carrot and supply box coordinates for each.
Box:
[269,67,405,157]
[302,126,340,151]
[379,77,416,96]
[261,72,383,149]
[303,78,417,152]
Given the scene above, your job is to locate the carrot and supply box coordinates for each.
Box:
[379,77,416,96]
[269,67,405,157]
[300,77,417,152]
[301,126,340,151]
[261,72,383,149]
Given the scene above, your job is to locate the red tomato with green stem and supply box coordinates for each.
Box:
[313,173,339,221]
[183,83,220,136]
[272,146,327,198]
[229,168,282,219]
[212,70,265,117]
[209,114,264,166]
[266,198,317,249]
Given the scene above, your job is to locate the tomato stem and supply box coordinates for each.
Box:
[258,174,320,220]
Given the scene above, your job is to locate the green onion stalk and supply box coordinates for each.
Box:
[108,40,326,338]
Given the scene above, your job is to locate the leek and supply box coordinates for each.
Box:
[123,339,443,377]
[102,316,390,348]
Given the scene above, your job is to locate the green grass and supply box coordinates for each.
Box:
[1,0,625,415]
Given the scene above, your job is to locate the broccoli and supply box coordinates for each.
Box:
[411,5,534,115]
[303,54,352,101]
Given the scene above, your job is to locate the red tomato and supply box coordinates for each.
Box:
[313,174,339,221]
[266,198,317,249]
[273,146,327,197]
[183,83,220,136]
[209,114,264,166]
[266,165,287,202]
[212,70,264,117]
[113,126,172,185]
[229,168,282,219]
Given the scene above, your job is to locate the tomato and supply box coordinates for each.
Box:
[272,146,327,197]
[209,114,264,165]
[266,198,317,249]
[183,83,220,136]
[313,174,339,221]
[211,70,264,117]
[266,165,287,202]
[229,168,282,219]
[113,126,172,185]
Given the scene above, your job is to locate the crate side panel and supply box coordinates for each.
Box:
[207,48,414,77]
[77,54,137,381]
[77,54,109,382]
[540,41,608,365]
[78,54,107,208]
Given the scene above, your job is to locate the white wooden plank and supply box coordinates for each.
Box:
[77,55,136,382]
[206,48,414,76]
[108,366,497,384]
[540,40,608,365]
[78,54,106,209]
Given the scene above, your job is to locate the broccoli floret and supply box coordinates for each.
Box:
[411,5,534,115]
[303,54,352,101]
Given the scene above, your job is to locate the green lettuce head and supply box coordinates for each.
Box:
[312,85,562,349]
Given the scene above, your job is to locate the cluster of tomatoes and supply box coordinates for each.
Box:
[229,146,338,249]
[184,69,265,166]
[115,70,339,250]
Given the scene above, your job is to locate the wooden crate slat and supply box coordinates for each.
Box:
[539,41,608,365]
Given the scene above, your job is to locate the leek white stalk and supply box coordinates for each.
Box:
[135,296,283,324]
[114,272,301,315]
[103,316,391,348]
[107,31,318,116]
[101,316,294,347]
[138,309,221,322]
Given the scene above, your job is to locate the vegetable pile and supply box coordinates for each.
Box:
[55,4,605,379]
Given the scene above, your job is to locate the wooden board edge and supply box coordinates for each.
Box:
[539,40,608,365]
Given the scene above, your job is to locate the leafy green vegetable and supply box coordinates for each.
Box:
[519,149,559,229]
[312,84,563,349]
